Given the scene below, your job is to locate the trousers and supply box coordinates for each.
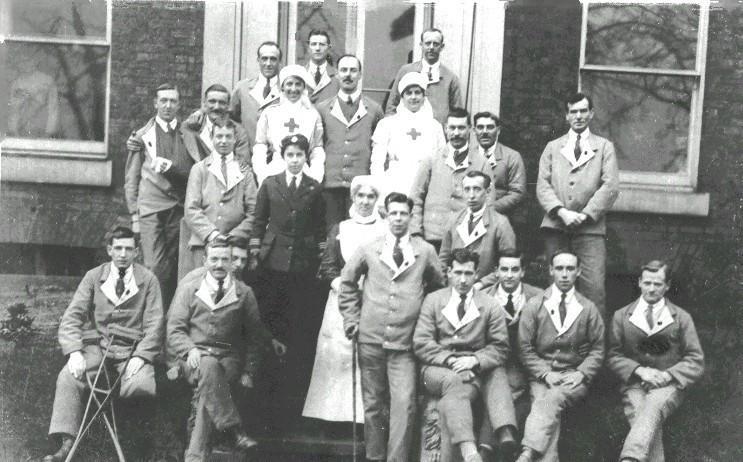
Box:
[139,206,182,307]
[620,384,684,462]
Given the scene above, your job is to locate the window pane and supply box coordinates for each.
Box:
[362,1,416,108]
[582,72,692,174]
[5,42,107,142]
[2,0,107,40]
[295,0,352,67]
[586,3,699,70]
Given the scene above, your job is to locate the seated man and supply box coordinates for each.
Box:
[516,250,605,462]
[607,260,704,462]
[167,238,269,461]
[414,248,518,462]
[44,226,163,462]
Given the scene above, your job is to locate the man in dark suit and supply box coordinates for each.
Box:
[44,227,163,462]
[304,29,340,105]
[386,28,463,125]
[536,92,619,317]
[125,83,203,306]
[607,260,704,462]
[414,248,518,462]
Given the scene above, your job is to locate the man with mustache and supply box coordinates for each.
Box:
[304,29,340,105]
[316,54,384,228]
[410,108,493,252]
[386,28,463,126]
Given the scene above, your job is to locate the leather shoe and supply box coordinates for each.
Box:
[495,425,518,459]
[515,447,537,462]
[234,431,258,451]
[478,445,494,462]
[464,453,484,462]
[43,436,73,462]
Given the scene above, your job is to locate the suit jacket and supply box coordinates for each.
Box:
[230,76,281,146]
[410,144,490,241]
[316,95,384,189]
[385,61,463,126]
[607,298,704,389]
[536,131,619,235]
[438,207,516,282]
[518,287,605,382]
[58,263,164,363]
[124,117,203,216]
[166,274,269,376]
[184,155,258,247]
[414,288,510,372]
[482,142,527,215]
[183,113,253,164]
[307,64,340,105]
[484,282,542,362]
[251,173,326,273]
[339,235,446,350]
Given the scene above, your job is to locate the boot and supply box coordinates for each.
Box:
[495,425,519,460]
[515,446,537,462]
[233,429,258,451]
[42,435,73,462]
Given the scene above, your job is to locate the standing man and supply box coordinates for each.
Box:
[607,261,704,462]
[515,250,605,462]
[386,28,463,126]
[125,83,202,306]
[182,120,257,278]
[439,171,516,283]
[231,41,282,144]
[536,92,619,317]
[473,111,527,216]
[44,227,163,462]
[339,192,445,462]
[316,54,384,228]
[414,248,518,462]
[304,29,340,105]
[410,108,489,250]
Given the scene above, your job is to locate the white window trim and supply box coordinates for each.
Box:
[578,0,710,215]
[1,1,113,186]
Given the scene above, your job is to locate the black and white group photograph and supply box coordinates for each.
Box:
[0,0,741,461]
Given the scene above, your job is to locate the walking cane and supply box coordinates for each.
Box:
[352,337,358,462]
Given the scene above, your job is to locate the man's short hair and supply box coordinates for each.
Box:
[384,192,414,212]
[640,260,671,283]
[550,249,581,267]
[473,111,501,127]
[211,118,237,136]
[154,82,179,99]
[337,54,362,72]
[449,248,480,269]
[463,170,491,189]
[565,92,593,111]
[498,248,524,266]
[108,226,137,245]
[447,107,471,126]
[206,236,231,253]
[280,134,310,157]
[257,41,282,60]
[204,83,230,99]
[227,235,249,251]
[420,27,444,43]
[308,29,330,44]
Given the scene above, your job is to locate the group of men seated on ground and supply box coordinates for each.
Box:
[42,27,705,462]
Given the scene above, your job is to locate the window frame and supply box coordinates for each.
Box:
[578,0,709,194]
[0,0,113,160]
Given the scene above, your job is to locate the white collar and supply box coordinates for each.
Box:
[385,231,410,247]
[448,143,469,156]
[285,170,303,186]
[479,143,497,158]
[258,74,278,88]
[309,61,328,74]
[496,282,522,302]
[210,151,235,163]
[442,287,480,330]
[450,287,474,305]
[204,271,232,294]
[636,297,666,324]
[568,127,591,143]
[548,284,576,304]
[109,263,134,282]
[422,60,441,72]
[338,87,362,103]
[101,263,138,306]
[468,205,485,222]
[155,116,177,132]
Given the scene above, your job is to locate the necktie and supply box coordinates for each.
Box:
[115,268,126,298]
[574,133,582,161]
[457,294,467,320]
[347,95,354,105]
[504,293,515,317]
[215,279,225,304]
[453,149,467,166]
[220,155,228,184]
[646,304,655,329]
[262,79,271,99]
[427,67,433,82]
[467,213,477,235]
[314,66,322,85]
[559,292,567,325]
[289,175,297,193]
[392,237,404,267]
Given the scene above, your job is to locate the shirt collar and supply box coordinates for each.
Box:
[448,143,469,156]
[210,151,235,163]
[549,284,576,303]
[310,61,327,75]
[155,116,177,132]
[338,87,362,103]
[568,127,591,142]
[204,271,232,294]
[109,263,134,281]
[450,287,474,304]
[468,204,486,221]
[258,74,278,88]
[496,282,522,302]
[422,60,441,72]
[285,170,303,186]
[637,297,666,315]
[385,231,410,247]
[478,143,496,158]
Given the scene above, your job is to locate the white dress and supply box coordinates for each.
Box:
[302,216,385,422]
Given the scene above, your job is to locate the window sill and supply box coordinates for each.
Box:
[1,151,112,187]
[611,185,709,216]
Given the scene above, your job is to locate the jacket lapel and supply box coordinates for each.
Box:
[542,288,584,336]
[141,122,158,164]
[456,211,487,247]
[442,292,481,331]
[628,299,676,336]
[312,65,335,94]
[559,133,597,170]
[180,125,203,163]
[379,238,418,280]
[100,264,141,307]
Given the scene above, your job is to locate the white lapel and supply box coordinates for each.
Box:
[207,157,228,187]
[330,98,369,127]
[195,281,216,310]
[249,83,280,109]
[543,289,584,336]
[496,284,525,326]
[559,135,597,170]
[199,120,214,152]
[212,284,238,311]
[456,214,486,248]
[313,72,332,94]
[224,161,246,191]
[629,301,675,336]
[442,293,480,331]
[141,123,157,164]
[100,266,139,307]
[380,239,416,280]
[195,276,236,311]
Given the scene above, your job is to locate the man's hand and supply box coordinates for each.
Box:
[187,348,201,370]
[126,132,144,152]
[67,351,86,380]
[635,366,671,388]
[271,338,287,356]
[450,356,479,373]
[124,356,145,380]
[248,248,260,271]
[560,370,585,388]
[543,371,563,387]
[152,157,173,174]
[239,373,254,389]
[330,277,341,293]
[345,324,359,340]
[457,370,477,382]
[131,214,140,234]
[557,208,585,228]
[185,109,205,130]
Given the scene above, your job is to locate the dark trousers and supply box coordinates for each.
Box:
[322,187,351,232]
[139,205,182,307]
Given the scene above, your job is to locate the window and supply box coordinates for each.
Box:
[1,0,111,158]
[579,1,710,215]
